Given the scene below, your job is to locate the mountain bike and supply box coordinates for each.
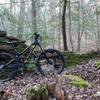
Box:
[0,32,65,81]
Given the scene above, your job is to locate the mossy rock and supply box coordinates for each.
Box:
[0,31,26,55]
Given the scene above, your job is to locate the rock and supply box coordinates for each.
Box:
[0,45,13,51]
[95,91,100,96]
[0,31,7,37]
[0,31,26,56]
[6,36,20,41]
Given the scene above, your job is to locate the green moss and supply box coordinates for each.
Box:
[25,58,36,71]
[96,61,100,66]
[26,83,48,100]
[63,51,100,67]
[64,52,81,67]
[15,44,27,52]
[64,74,89,88]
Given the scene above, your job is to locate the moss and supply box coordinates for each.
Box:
[26,83,48,100]
[15,43,27,52]
[64,74,89,88]
[63,51,100,67]
[24,57,36,71]
[96,61,100,66]
[64,52,81,67]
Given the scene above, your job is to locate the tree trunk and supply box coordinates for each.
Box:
[96,14,100,50]
[77,0,81,52]
[40,7,47,48]
[81,0,85,38]
[17,0,25,39]
[10,0,13,11]
[59,1,62,50]
[62,0,68,51]
[31,0,37,39]
[95,0,100,51]
[80,0,85,51]
[68,0,74,52]
[0,16,6,30]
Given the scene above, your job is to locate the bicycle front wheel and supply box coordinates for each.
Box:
[37,49,65,75]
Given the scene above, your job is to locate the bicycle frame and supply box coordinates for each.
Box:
[0,32,51,76]
[4,38,44,67]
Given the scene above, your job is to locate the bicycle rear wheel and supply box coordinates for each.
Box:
[0,52,13,64]
[0,52,14,81]
[37,49,65,75]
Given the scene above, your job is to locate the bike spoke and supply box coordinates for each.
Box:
[37,49,64,75]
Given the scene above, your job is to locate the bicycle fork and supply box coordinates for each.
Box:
[39,45,52,65]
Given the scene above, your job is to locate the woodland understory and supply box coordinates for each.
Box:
[0,0,100,100]
[0,58,100,100]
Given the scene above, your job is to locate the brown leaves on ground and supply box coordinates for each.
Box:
[0,58,100,100]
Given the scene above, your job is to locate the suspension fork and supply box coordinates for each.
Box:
[39,45,50,63]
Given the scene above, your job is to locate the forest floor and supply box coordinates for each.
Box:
[0,58,100,100]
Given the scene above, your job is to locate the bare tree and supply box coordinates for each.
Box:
[10,0,13,11]
[17,0,25,39]
[31,0,37,39]
[77,0,81,52]
[58,0,62,50]
[62,0,68,51]
[77,0,85,51]
[95,0,100,50]
[68,0,74,51]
